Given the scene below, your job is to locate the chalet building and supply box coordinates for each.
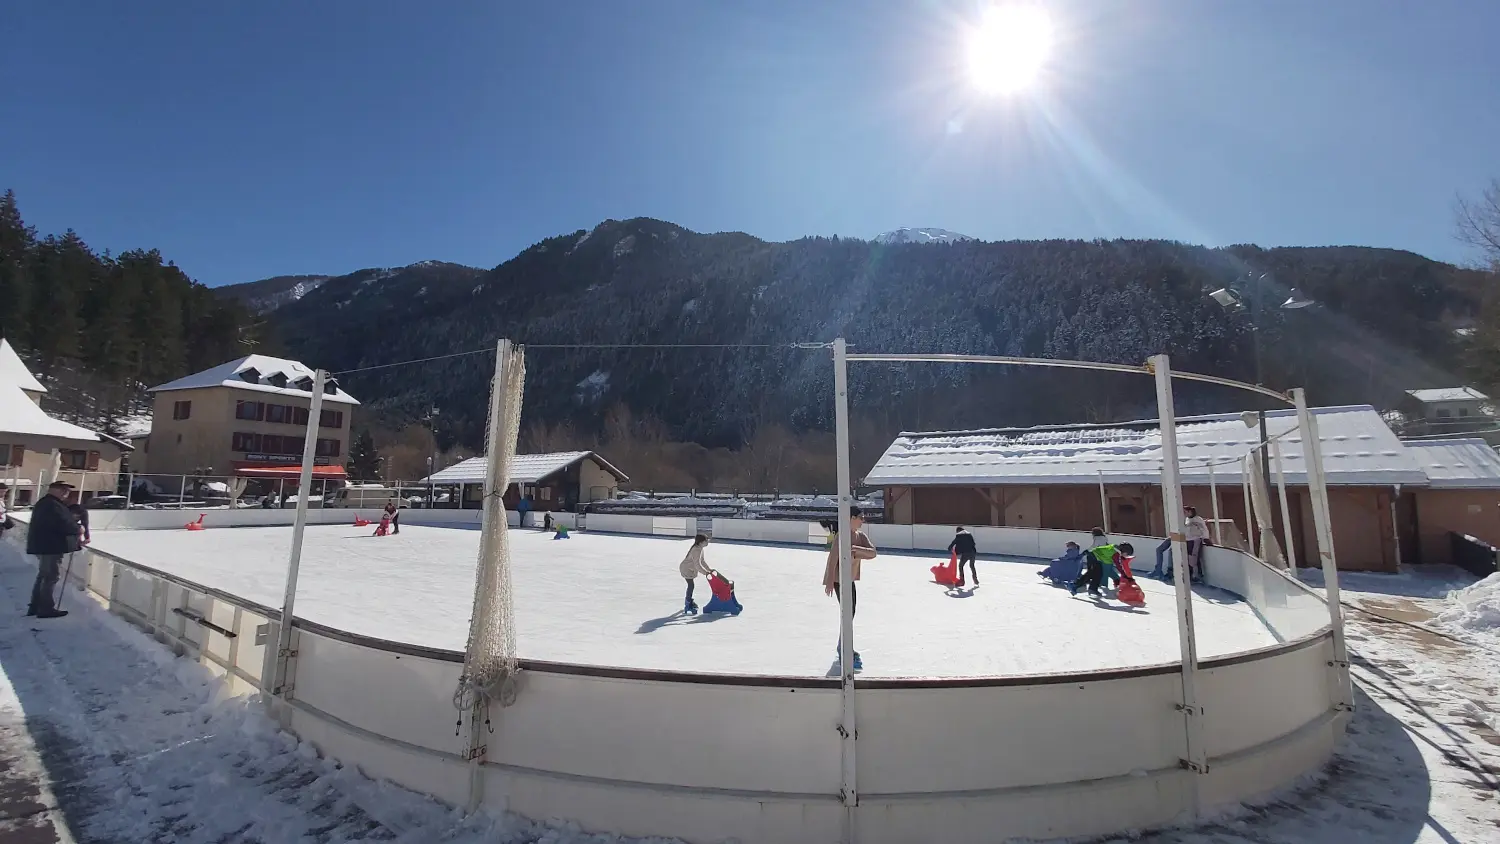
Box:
[0,339,129,505]
[422,451,627,511]
[1397,387,1498,441]
[866,405,1500,573]
[1400,439,1500,568]
[143,355,359,482]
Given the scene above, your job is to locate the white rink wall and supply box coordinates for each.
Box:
[6,514,1347,844]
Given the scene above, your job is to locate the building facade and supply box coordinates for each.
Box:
[0,339,128,505]
[866,405,1457,573]
[144,355,359,483]
[423,451,628,511]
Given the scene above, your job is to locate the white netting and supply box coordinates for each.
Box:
[455,341,526,713]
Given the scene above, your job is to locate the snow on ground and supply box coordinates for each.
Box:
[86,526,1274,677]
[0,541,673,843]
[1435,572,1500,641]
[3,538,1498,842]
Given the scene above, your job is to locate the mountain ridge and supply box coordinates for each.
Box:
[223,217,1484,456]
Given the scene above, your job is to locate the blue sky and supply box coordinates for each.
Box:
[2,0,1497,286]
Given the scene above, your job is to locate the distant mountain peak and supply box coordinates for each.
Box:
[874,227,974,245]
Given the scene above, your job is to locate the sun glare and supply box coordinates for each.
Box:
[966,5,1053,95]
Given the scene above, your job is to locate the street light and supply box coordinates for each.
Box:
[1208,274,1316,387]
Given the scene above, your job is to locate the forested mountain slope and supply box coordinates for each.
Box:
[242,218,1484,452]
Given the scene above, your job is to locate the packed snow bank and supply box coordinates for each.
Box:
[1436,572,1500,640]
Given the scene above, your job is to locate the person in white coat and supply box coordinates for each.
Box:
[679,533,714,614]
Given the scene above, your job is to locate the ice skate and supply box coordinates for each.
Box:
[684,599,699,616]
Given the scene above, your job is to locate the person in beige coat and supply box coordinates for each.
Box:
[679,533,714,614]
[823,506,878,668]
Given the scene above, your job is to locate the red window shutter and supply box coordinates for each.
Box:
[86,451,100,471]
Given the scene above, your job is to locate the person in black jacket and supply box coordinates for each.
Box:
[949,526,979,586]
[26,480,81,619]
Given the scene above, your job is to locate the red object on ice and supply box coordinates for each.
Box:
[931,550,960,586]
[708,572,734,602]
[353,516,371,527]
[1116,555,1145,606]
[184,514,205,531]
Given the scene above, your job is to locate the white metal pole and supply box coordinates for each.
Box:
[178,473,187,509]
[1151,354,1207,803]
[832,338,858,841]
[272,369,327,700]
[1292,388,1352,713]
[1272,437,1297,577]
[1208,462,1222,546]
[1097,471,1110,535]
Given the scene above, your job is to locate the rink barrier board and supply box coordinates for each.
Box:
[3,518,1346,844]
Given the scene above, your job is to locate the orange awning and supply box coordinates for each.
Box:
[234,464,347,479]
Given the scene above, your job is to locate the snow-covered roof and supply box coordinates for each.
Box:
[421,451,628,485]
[0,383,109,443]
[149,355,359,405]
[0,339,45,394]
[114,415,152,439]
[1405,387,1488,404]
[1402,439,1500,489]
[864,405,1429,488]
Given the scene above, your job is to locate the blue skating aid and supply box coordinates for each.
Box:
[702,572,742,615]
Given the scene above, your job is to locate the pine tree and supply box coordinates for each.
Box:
[0,190,35,344]
[346,429,382,480]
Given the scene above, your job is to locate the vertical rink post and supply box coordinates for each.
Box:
[1151,355,1207,807]
[1272,436,1298,577]
[832,338,858,842]
[272,368,327,700]
[1293,389,1353,713]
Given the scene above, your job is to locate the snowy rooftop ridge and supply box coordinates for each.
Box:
[1406,387,1489,403]
[0,338,46,393]
[149,354,360,405]
[864,405,1429,488]
[0,382,111,443]
[421,451,629,485]
[1402,438,1500,489]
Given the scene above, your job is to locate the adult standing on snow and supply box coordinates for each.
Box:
[823,506,878,670]
[26,481,81,619]
[949,526,979,586]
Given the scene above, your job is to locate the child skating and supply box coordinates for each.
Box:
[679,533,713,615]
[1070,528,1114,597]
[822,506,878,671]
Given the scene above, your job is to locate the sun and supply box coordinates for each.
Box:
[966,5,1053,95]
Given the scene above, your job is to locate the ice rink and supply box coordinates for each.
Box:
[88,525,1276,678]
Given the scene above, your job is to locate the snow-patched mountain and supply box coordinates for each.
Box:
[873,227,974,245]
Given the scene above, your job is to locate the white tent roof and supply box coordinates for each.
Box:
[0,383,107,443]
[150,354,360,405]
[1402,438,1500,489]
[422,451,627,485]
[0,339,45,394]
[864,405,1429,488]
[1405,387,1488,403]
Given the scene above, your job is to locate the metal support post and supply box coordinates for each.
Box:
[272,369,327,701]
[1272,437,1297,576]
[1292,389,1353,713]
[832,338,858,842]
[1241,462,1256,559]
[1208,463,1223,546]
[1097,471,1110,534]
[1151,355,1207,803]
[1390,486,1403,569]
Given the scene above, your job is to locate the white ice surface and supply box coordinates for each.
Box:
[87,525,1274,678]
